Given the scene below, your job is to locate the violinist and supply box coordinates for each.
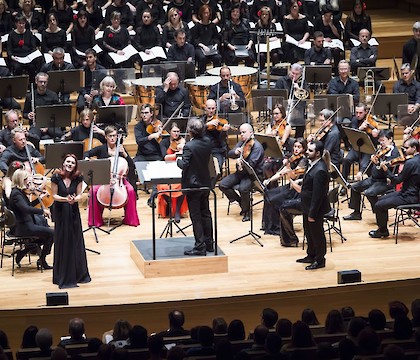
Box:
[0,127,44,175]
[340,103,379,195]
[9,169,54,270]
[202,99,229,171]
[261,138,307,239]
[134,103,164,207]
[307,108,341,169]
[369,137,420,238]
[344,129,400,221]
[219,123,264,222]
[62,109,105,144]
[157,122,188,223]
[84,125,139,227]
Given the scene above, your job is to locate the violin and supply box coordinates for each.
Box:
[313,107,341,141]
[146,120,169,143]
[271,118,286,137]
[24,143,54,208]
[206,116,236,132]
[362,114,379,135]
[169,137,186,154]
[237,136,254,171]
[381,155,414,168]
[96,133,129,209]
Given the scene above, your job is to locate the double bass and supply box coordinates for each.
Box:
[96,133,129,209]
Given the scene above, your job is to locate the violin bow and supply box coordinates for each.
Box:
[161,101,185,131]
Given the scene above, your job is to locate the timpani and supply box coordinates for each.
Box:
[184,76,220,112]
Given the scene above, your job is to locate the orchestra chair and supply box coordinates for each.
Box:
[16,348,44,360]
[0,207,42,276]
[392,202,420,244]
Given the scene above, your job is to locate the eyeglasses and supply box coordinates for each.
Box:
[272,112,281,115]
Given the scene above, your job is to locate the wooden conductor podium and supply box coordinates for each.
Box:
[132,161,228,278]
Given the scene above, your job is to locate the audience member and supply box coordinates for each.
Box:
[212,317,228,335]
[338,338,357,360]
[301,308,320,326]
[289,321,315,348]
[389,301,410,320]
[126,326,148,349]
[325,310,345,334]
[393,316,413,340]
[261,308,279,330]
[51,347,68,360]
[357,327,380,356]
[157,310,190,338]
[346,317,367,344]
[275,319,292,339]
[167,346,186,360]
[58,318,88,347]
[186,326,215,356]
[383,344,405,360]
[368,309,387,331]
[148,334,165,360]
[21,326,39,348]
[228,320,246,341]
[411,299,420,327]
[35,328,54,357]
[0,331,9,350]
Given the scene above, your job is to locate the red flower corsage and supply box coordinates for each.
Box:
[257,10,262,17]
[108,33,114,38]
[297,1,302,6]
[362,1,366,10]
[18,39,24,47]
[73,14,78,20]
[178,10,182,17]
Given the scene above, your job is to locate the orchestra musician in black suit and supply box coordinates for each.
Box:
[177,117,214,256]
[294,141,331,270]
[369,137,420,238]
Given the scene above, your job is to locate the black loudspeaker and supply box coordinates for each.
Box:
[46,292,69,306]
[337,270,361,284]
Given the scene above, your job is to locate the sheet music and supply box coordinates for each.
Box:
[44,52,72,64]
[139,46,167,62]
[0,58,6,66]
[15,49,42,64]
[140,161,182,183]
[256,39,282,53]
[323,39,344,51]
[350,37,379,47]
[109,44,139,64]
[285,34,311,50]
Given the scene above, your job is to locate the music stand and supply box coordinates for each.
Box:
[47,69,84,103]
[36,105,72,140]
[251,88,288,99]
[0,76,29,106]
[372,93,408,128]
[343,127,376,155]
[79,159,111,244]
[230,159,264,247]
[329,162,350,189]
[164,117,189,135]
[357,67,391,81]
[44,142,84,169]
[397,105,419,127]
[254,134,283,159]
[305,65,332,85]
[97,105,133,134]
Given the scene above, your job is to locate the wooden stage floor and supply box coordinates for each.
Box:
[1,188,420,348]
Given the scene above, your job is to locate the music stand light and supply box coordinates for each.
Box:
[79,159,111,245]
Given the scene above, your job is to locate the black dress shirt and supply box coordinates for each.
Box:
[327,76,360,104]
[393,79,420,105]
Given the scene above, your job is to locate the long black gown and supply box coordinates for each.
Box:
[52,174,91,289]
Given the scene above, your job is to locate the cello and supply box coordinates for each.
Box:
[83,110,102,152]
[96,133,129,209]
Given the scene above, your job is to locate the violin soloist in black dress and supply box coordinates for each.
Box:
[52,174,91,289]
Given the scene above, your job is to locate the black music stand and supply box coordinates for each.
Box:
[372,93,408,128]
[97,105,133,134]
[230,159,264,247]
[397,105,419,127]
[357,67,391,82]
[44,142,84,170]
[79,159,111,244]
[0,76,29,106]
[47,69,84,104]
[343,127,376,156]
[305,65,332,92]
[254,134,283,159]
[329,162,350,189]
[36,105,72,140]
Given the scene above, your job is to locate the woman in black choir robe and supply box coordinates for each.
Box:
[41,12,67,55]
[262,138,307,241]
[162,7,190,51]
[71,10,96,67]
[52,154,91,289]
[17,0,45,33]
[50,0,74,34]
[0,0,13,37]
[79,0,103,34]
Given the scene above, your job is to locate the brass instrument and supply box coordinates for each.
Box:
[364,69,375,104]
[294,66,309,100]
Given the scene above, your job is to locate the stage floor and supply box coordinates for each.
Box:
[1,189,420,311]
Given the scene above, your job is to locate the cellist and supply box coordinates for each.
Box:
[62,109,106,146]
[84,125,139,227]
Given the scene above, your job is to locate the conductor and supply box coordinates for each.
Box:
[177,118,214,256]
